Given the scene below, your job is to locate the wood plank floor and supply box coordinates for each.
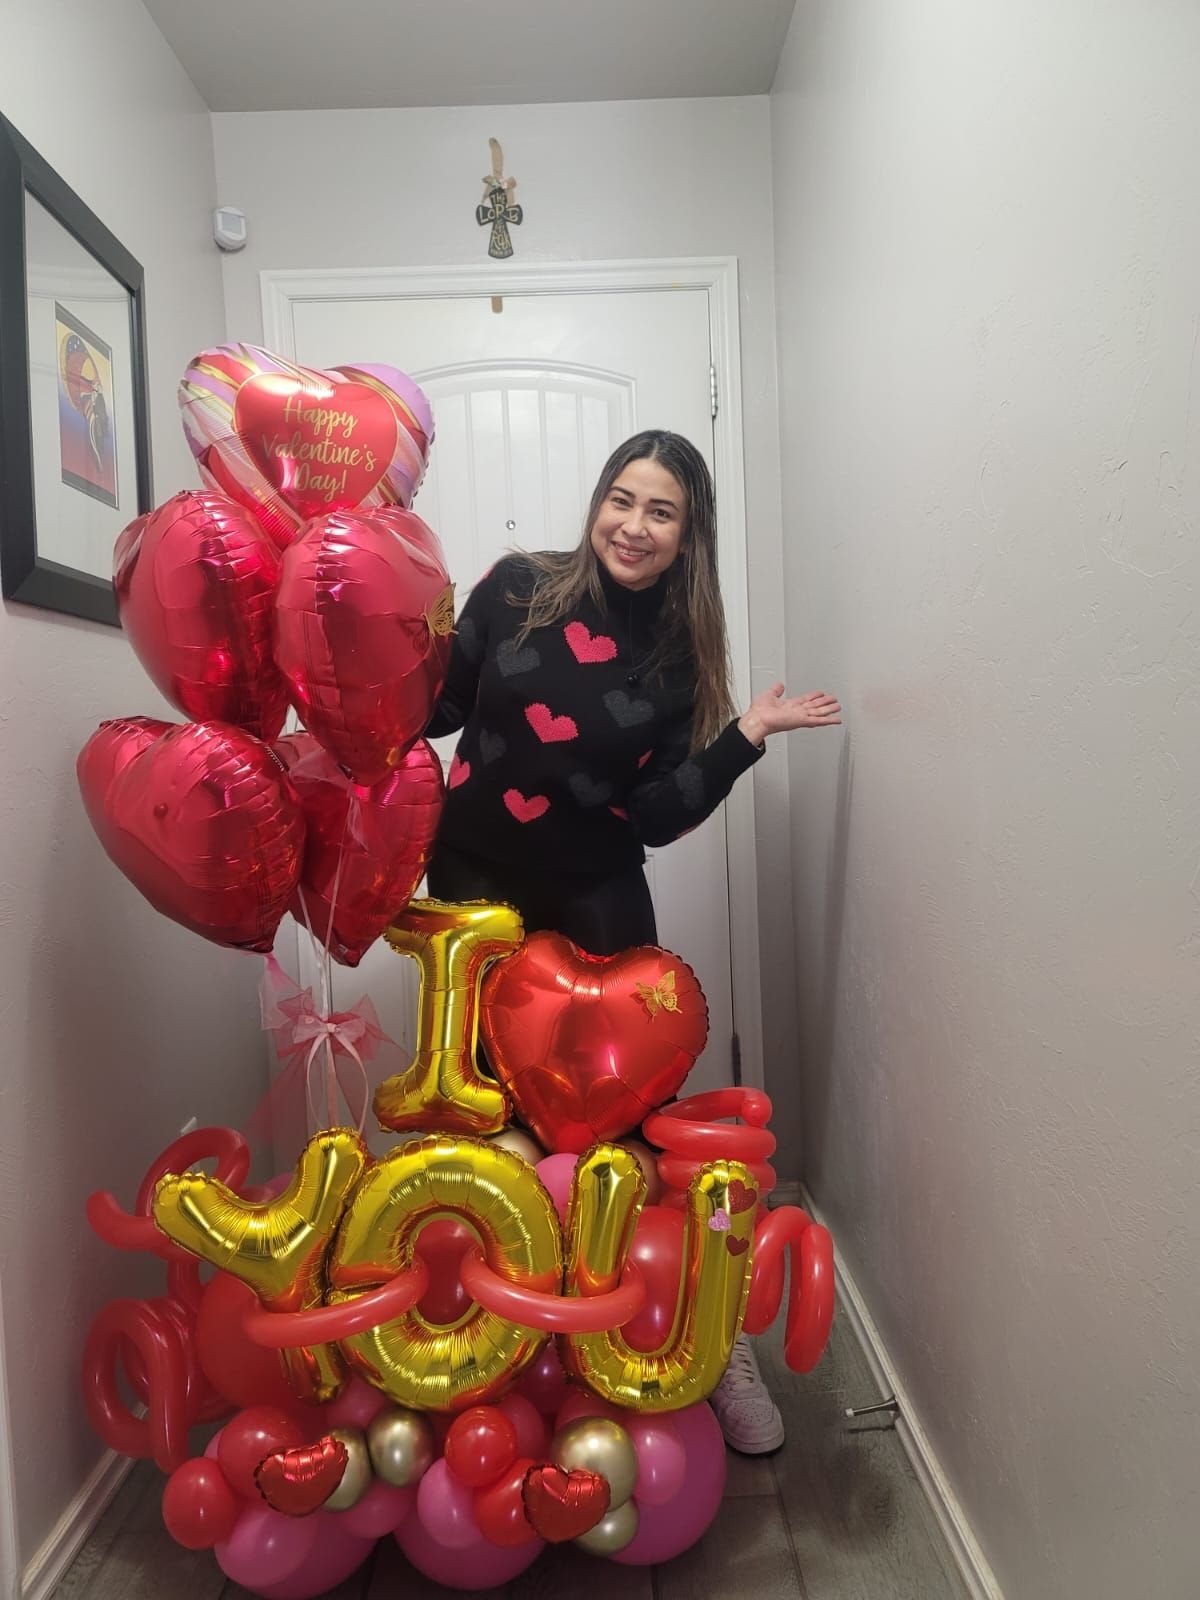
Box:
[52,1315,969,1600]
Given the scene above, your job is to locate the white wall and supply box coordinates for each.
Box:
[212,96,802,1147]
[771,4,1199,1598]
[0,0,270,1577]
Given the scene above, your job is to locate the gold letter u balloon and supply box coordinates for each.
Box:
[559,1145,756,1411]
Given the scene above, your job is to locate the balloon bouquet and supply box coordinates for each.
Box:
[78,345,835,1596]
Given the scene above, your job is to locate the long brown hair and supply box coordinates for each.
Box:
[512,431,734,750]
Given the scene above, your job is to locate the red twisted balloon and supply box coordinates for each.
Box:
[743,1206,835,1373]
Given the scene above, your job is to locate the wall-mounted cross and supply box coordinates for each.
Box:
[477,138,522,260]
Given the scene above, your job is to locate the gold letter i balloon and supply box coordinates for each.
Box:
[152,1128,368,1400]
[561,1146,757,1411]
[374,899,525,1135]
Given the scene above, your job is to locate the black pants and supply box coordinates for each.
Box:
[426,841,657,957]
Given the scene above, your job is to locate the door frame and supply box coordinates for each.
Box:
[261,256,764,1090]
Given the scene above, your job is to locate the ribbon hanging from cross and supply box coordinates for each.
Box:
[478,137,523,261]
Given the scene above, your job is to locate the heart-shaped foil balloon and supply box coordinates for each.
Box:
[274,507,453,786]
[479,933,709,1154]
[275,731,444,965]
[521,1463,611,1542]
[179,344,434,549]
[255,1435,349,1517]
[113,489,287,741]
[76,719,304,952]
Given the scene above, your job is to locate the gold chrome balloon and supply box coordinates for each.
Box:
[153,1128,368,1400]
[574,1497,640,1555]
[374,899,524,1134]
[367,1406,436,1487]
[550,1416,639,1511]
[327,1134,561,1410]
[322,1427,372,1511]
[561,1149,755,1412]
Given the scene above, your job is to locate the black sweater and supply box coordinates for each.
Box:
[426,554,763,872]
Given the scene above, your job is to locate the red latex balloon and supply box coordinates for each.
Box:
[76,719,304,951]
[274,507,453,785]
[472,1457,539,1548]
[479,933,710,1153]
[443,1407,519,1489]
[621,1204,687,1353]
[275,732,443,965]
[162,1458,241,1549]
[113,490,287,740]
[413,1217,476,1326]
[194,1273,299,1412]
[218,1406,306,1501]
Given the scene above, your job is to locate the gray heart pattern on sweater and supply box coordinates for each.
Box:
[603,689,655,728]
[456,615,484,665]
[497,638,541,677]
[674,761,706,811]
[478,729,507,764]
[568,773,615,807]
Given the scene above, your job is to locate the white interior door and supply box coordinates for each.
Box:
[289,288,736,1103]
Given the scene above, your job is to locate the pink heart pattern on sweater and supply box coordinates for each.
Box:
[564,621,618,664]
[525,703,579,744]
[448,753,471,789]
[504,788,550,823]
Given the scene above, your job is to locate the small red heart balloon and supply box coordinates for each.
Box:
[275,731,444,965]
[255,1435,349,1517]
[521,1463,610,1542]
[113,490,287,741]
[480,933,709,1154]
[274,507,453,785]
[76,719,304,952]
[76,717,172,837]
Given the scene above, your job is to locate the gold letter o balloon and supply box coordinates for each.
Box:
[327,1135,562,1411]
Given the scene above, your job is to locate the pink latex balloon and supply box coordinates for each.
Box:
[554,1390,629,1431]
[335,1478,415,1540]
[416,1459,484,1550]
[613,1402,726,1566]
[274,506,452,785]
[627,1416,687,1507]
[214,1501,319,1590]
[275,732,443,965]
[514,1342,569,1419]
[77,719,304,952]
[319,1375,390,1431]
[179,345,433,550]
[496,1394,550,1462]
[397,1515,544,1590]
[113,489,286,740]
[534,1153,579,1223]
[255,1513,373,1598]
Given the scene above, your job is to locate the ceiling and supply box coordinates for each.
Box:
[141,0,797,113]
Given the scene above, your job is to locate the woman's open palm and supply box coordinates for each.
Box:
[739,684,841,744]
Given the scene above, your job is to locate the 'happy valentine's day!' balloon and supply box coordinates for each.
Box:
[179,345,433,549]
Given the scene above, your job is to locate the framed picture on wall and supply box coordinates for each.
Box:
[0,113,152,626]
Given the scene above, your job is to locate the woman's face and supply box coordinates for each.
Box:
[589,456,687,591]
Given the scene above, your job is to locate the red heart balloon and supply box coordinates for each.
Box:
[113,490,287,741]
[521,1463,610,1542]
[76,720,304,952]
[255,1435,349,1517]
[179,346,434,550]
[76,717,172,837]
[275,731,444,965]
[274,507,453,785]
[480,934,709,1154]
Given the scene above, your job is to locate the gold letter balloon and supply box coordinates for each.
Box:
[560,1146,756,1411]
[374,899,524,1134]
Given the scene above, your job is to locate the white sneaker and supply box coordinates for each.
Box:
[710,1334,786,1454]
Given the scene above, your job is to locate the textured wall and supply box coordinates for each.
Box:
[0,0,267,1571]
[771,3,1200,1596]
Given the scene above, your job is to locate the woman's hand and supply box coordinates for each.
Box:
[738,685,842,747]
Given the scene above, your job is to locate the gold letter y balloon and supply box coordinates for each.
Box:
[374,899,524,1134]
[152,1127,368,1400]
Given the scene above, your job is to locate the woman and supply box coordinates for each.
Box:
[425,430,841,1452]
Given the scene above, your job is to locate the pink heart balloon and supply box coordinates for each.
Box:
[275,732,444,966]
[179,345,433,550]
[113,490,287,742]
[274,507,453,786]
[77,720,304,952]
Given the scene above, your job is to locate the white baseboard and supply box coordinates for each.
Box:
[772,1182,1004,1600]
[20,1448,134,1600]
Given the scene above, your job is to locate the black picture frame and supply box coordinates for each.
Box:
[0,114,152,626]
